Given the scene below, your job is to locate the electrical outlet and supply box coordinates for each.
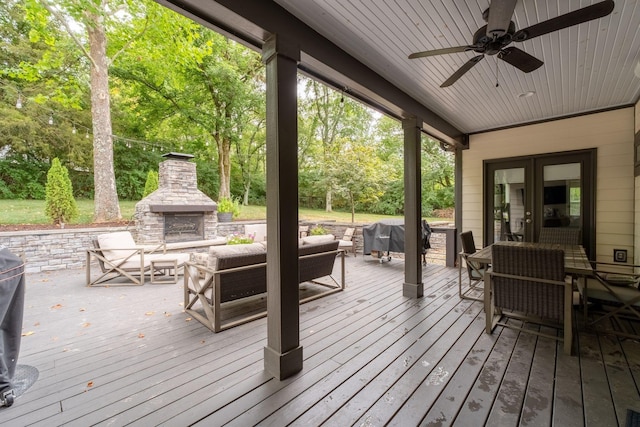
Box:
[613,249,627,263]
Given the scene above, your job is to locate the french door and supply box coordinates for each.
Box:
[484,149,595,259]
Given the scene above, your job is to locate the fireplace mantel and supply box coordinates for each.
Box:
[149,205,216,213]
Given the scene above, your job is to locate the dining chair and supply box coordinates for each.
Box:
[485,243,573,355]
[538,227,581,245]
[458,231,486,301]
[578,261,640,338]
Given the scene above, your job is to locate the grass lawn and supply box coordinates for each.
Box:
[0,199,449,225]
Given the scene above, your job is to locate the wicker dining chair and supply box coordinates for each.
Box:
[485,243,574,355]
[458,231,486,301]
[538,227,581,245]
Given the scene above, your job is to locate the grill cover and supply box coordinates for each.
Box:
[0,247,25,393]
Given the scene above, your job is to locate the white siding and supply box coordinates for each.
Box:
[462,107,635,262]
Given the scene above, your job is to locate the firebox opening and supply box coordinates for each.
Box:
[163,213,205,243]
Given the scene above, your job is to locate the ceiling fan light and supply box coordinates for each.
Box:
[518,91,536,98]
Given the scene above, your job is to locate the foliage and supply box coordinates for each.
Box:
[111,4,265,201]
[1,1,456,219]
[217,196,241,217]
[0,154,47,199]
[310,225,328,235]
[226,234,255,245]
[330,141,387,223]
[142,170,158,197]
[44,157,77,224]
[23,0,145,221]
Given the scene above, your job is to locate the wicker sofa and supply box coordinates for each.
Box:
[184,235,344,332]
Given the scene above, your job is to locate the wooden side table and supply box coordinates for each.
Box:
[150,259,178,284]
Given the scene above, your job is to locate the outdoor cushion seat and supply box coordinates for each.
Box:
[184,240,344,332]
[338,228,356,256]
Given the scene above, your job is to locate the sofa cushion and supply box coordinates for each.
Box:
[208,243,266,271]
[301,234,336,245]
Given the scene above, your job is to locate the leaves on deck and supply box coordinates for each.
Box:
[51,304,63,309]
[21,331,35,337]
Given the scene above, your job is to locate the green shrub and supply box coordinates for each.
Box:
[143,170,159,197]
[45,158,78,225]
[217,196,241,217]
[226,234,255,245]
[310,225,327,235]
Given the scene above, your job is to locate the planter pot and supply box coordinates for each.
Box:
[217,212,233,223]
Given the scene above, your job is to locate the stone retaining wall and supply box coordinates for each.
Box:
[0,220,453,274]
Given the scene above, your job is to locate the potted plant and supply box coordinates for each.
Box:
[217,197,240,223]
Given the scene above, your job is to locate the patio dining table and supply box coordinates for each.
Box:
[468,241,592,277]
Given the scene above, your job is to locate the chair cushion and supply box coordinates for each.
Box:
[600,273,639,287]
[97,231,139,261]
[244,224,267,242]
[581,277,640,306]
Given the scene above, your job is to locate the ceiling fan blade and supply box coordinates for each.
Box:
[409,46,474,59]
[514,0,615,42]
[486,0,517,38]
[441,55,484,87]
[498,47,543,72]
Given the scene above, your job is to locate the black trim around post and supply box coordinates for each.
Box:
[402,117,423,298]
[262,34,303,380]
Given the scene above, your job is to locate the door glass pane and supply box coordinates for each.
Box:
[542,163,580,229]
[493,168,525,242]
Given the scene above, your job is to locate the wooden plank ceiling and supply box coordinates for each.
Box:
[274,0,640,134]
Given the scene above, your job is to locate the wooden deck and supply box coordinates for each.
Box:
[1,255,639,426]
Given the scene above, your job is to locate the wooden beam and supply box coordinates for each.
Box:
[262,34,303,380]
[402,116,423,298]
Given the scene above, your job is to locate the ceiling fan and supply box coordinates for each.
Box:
[408,0,615,87]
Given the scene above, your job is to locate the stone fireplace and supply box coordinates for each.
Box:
[134,153,217,244]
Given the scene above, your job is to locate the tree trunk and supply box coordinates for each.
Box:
[88,12,120,222]
[325,188,332,212]
[243,182,251,205]
[350,191,355,224]
[217,135,231,199]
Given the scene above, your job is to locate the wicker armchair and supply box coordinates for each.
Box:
[538,227,581,245]
[485,243,574,355]
[458,231,486,301]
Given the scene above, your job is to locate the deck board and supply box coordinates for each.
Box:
[1,255,639,426]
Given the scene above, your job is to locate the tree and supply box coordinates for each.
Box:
[298,78,373,212]
[45,157,78,225]
[110,6,265,200]
[25,0,150,222]
[331,141,386,223]
[1,0,93,174]
[234,116,265,205]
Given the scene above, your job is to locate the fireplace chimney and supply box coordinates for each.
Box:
[134,153,217,244]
